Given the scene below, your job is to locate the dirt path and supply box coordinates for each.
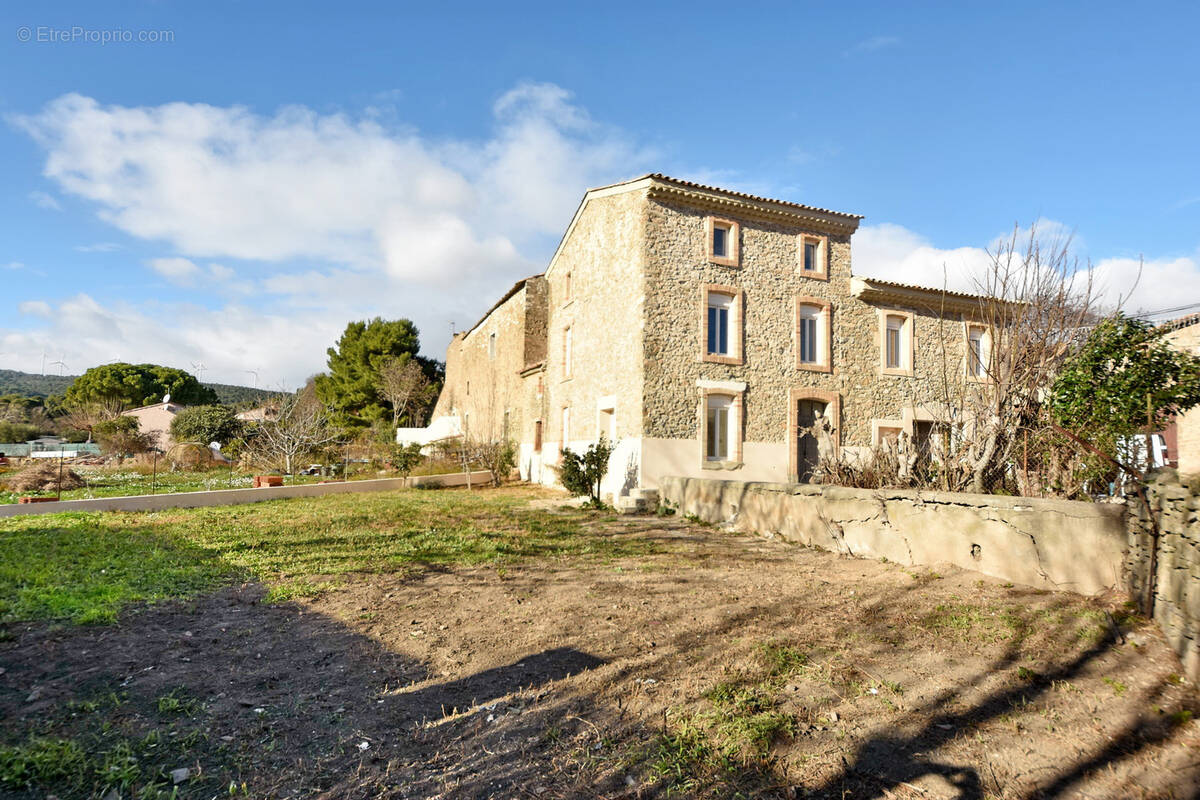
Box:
[2,510,1197,799]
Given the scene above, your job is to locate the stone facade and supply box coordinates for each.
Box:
[1126,469,1200,682]
[1165,317,1200,475]
[426,174,995,498]
[432,276,547,448]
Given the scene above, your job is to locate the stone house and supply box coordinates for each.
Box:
[428,174,995,499]
[121,400,184,450]
[1162,315,1200,474]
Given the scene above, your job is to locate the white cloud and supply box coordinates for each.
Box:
[74,242,121,253]
[147,256,201,286]
[29,190,61,210]
[3,261,26,270]
[6,84,648,386]
[208,263,234,281]
[1091,253,1200,318]
[854,221,1200,321]
[844,35,901,56]
[14,84,643,284]
[0,294,337,390]
[852,222,993,293]
[18,300,51,317]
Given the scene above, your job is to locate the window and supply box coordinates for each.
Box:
[698,386,743,467]
[534,420,543,452]
[705,395,731,461]
[886,318,902,369]
[488,331,496,360]
[794,297,832,372]
[798,307,818,364]
[798,234,828,280]
[879,310,914,376]
[564,272,572,303]
[563,326,572,378]
[966,325,990,379]
[707,293,732,355]
[706,217,740,266]
[561,407,570,447]
[701,285,743,364]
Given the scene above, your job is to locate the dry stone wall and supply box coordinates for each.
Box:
[660,475,1127,596]
[1127,469,1200,681]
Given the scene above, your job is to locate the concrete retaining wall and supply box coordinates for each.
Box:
[0,471,493,518]
[1127,470,1200,682]
[660,476,1127,597]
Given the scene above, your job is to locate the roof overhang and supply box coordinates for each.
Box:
[851,276,1013,316]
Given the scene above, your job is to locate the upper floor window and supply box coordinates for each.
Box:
[707,292,732,355]
[564,271,572,303]
[880,310,914,376]
[795,296,832,373]
[701,285,743,364]
[563,326,573,378]
[488,331,496,360]
[798,307,818,363]
[706,216,740,267]
[798,234,828,280]
[966,324,991,380]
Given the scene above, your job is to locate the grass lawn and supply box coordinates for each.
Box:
[0,486,645,625]
[0,466,334,505]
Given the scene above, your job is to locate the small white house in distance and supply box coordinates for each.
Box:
[396,415,462,453]
[121,400,185,450]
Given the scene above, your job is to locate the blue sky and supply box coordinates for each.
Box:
[2,0,1198,388]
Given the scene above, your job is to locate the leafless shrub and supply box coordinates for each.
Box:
[243,383,341,474]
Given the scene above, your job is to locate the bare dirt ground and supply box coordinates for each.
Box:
[2,499,1197,799]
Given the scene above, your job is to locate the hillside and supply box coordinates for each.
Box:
[0,368,286,406]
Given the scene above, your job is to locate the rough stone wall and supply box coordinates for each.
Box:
[661,475,1128,597]
[544,189,648,454]
[432,284,531,444]
[522,276,549,368]
[1165,323,1200,475]
[641,199,975,453]
[1126,469,1200,681]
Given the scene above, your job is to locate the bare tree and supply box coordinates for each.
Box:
[816,223,1108,498]
[377,356,432,428]
[247,384,341,474]
[930,224,1105,494]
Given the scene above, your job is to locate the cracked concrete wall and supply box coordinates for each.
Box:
[660,476,1127,597]
[1127,469,1200,682]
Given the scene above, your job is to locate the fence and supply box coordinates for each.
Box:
[0,470,494,518]
[0,442,101,458]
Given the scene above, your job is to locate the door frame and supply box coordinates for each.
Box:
[788,388,841,482]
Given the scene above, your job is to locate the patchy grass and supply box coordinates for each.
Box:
[0,487,657,625]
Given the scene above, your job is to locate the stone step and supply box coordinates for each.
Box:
[629,488,660,503]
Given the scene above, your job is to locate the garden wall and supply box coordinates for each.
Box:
[0,471,493,518]
[659,476,1127,596]
[1126,469,1200,681]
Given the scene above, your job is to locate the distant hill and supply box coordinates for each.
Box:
[0,368,287,406]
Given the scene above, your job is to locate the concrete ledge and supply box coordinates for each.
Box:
[661,476,1128,596]
[0,470,493,518]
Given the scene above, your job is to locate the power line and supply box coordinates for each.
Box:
[1131,301,1200,320]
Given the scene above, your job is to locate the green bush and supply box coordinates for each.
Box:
[0,421,41,443]
[560,436,614,507]
[92,416,155,455]
[169,404,244,445]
